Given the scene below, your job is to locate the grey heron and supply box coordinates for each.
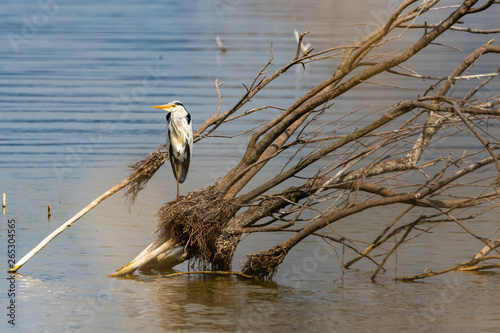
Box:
[153,101,193,199]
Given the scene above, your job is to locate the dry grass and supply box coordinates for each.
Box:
[124,147,169,206]
[241,244,287,279]
[156,187,239,268]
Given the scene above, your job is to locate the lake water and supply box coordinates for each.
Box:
[1,1,499,332]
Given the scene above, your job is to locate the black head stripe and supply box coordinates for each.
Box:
[173,101,184,108]
[186,113,191,125]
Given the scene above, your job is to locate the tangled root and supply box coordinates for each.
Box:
[156,188,239,268]
[124,147,169,206]
[241,244,287,279]
[212,232,241,271]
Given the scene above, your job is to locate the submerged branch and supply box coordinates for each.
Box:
[398,239,500,281]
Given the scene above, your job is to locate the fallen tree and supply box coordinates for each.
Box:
[110,0,500,280]
[11,0,500,281]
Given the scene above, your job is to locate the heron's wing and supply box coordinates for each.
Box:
[168,143,178,182]
[178,143,191,183]
[166,113,171,145]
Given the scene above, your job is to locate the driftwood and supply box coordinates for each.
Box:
[11,1,500,282]
[111,0,500,280]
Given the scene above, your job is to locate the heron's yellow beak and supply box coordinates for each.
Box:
[153,104,173,111]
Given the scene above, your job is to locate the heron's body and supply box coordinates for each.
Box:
[153,101,193,199]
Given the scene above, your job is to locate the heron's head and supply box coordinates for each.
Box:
[153,101,186,113]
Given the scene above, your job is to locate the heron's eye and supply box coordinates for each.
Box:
[166,113,171,122]
[186,113,191,125]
